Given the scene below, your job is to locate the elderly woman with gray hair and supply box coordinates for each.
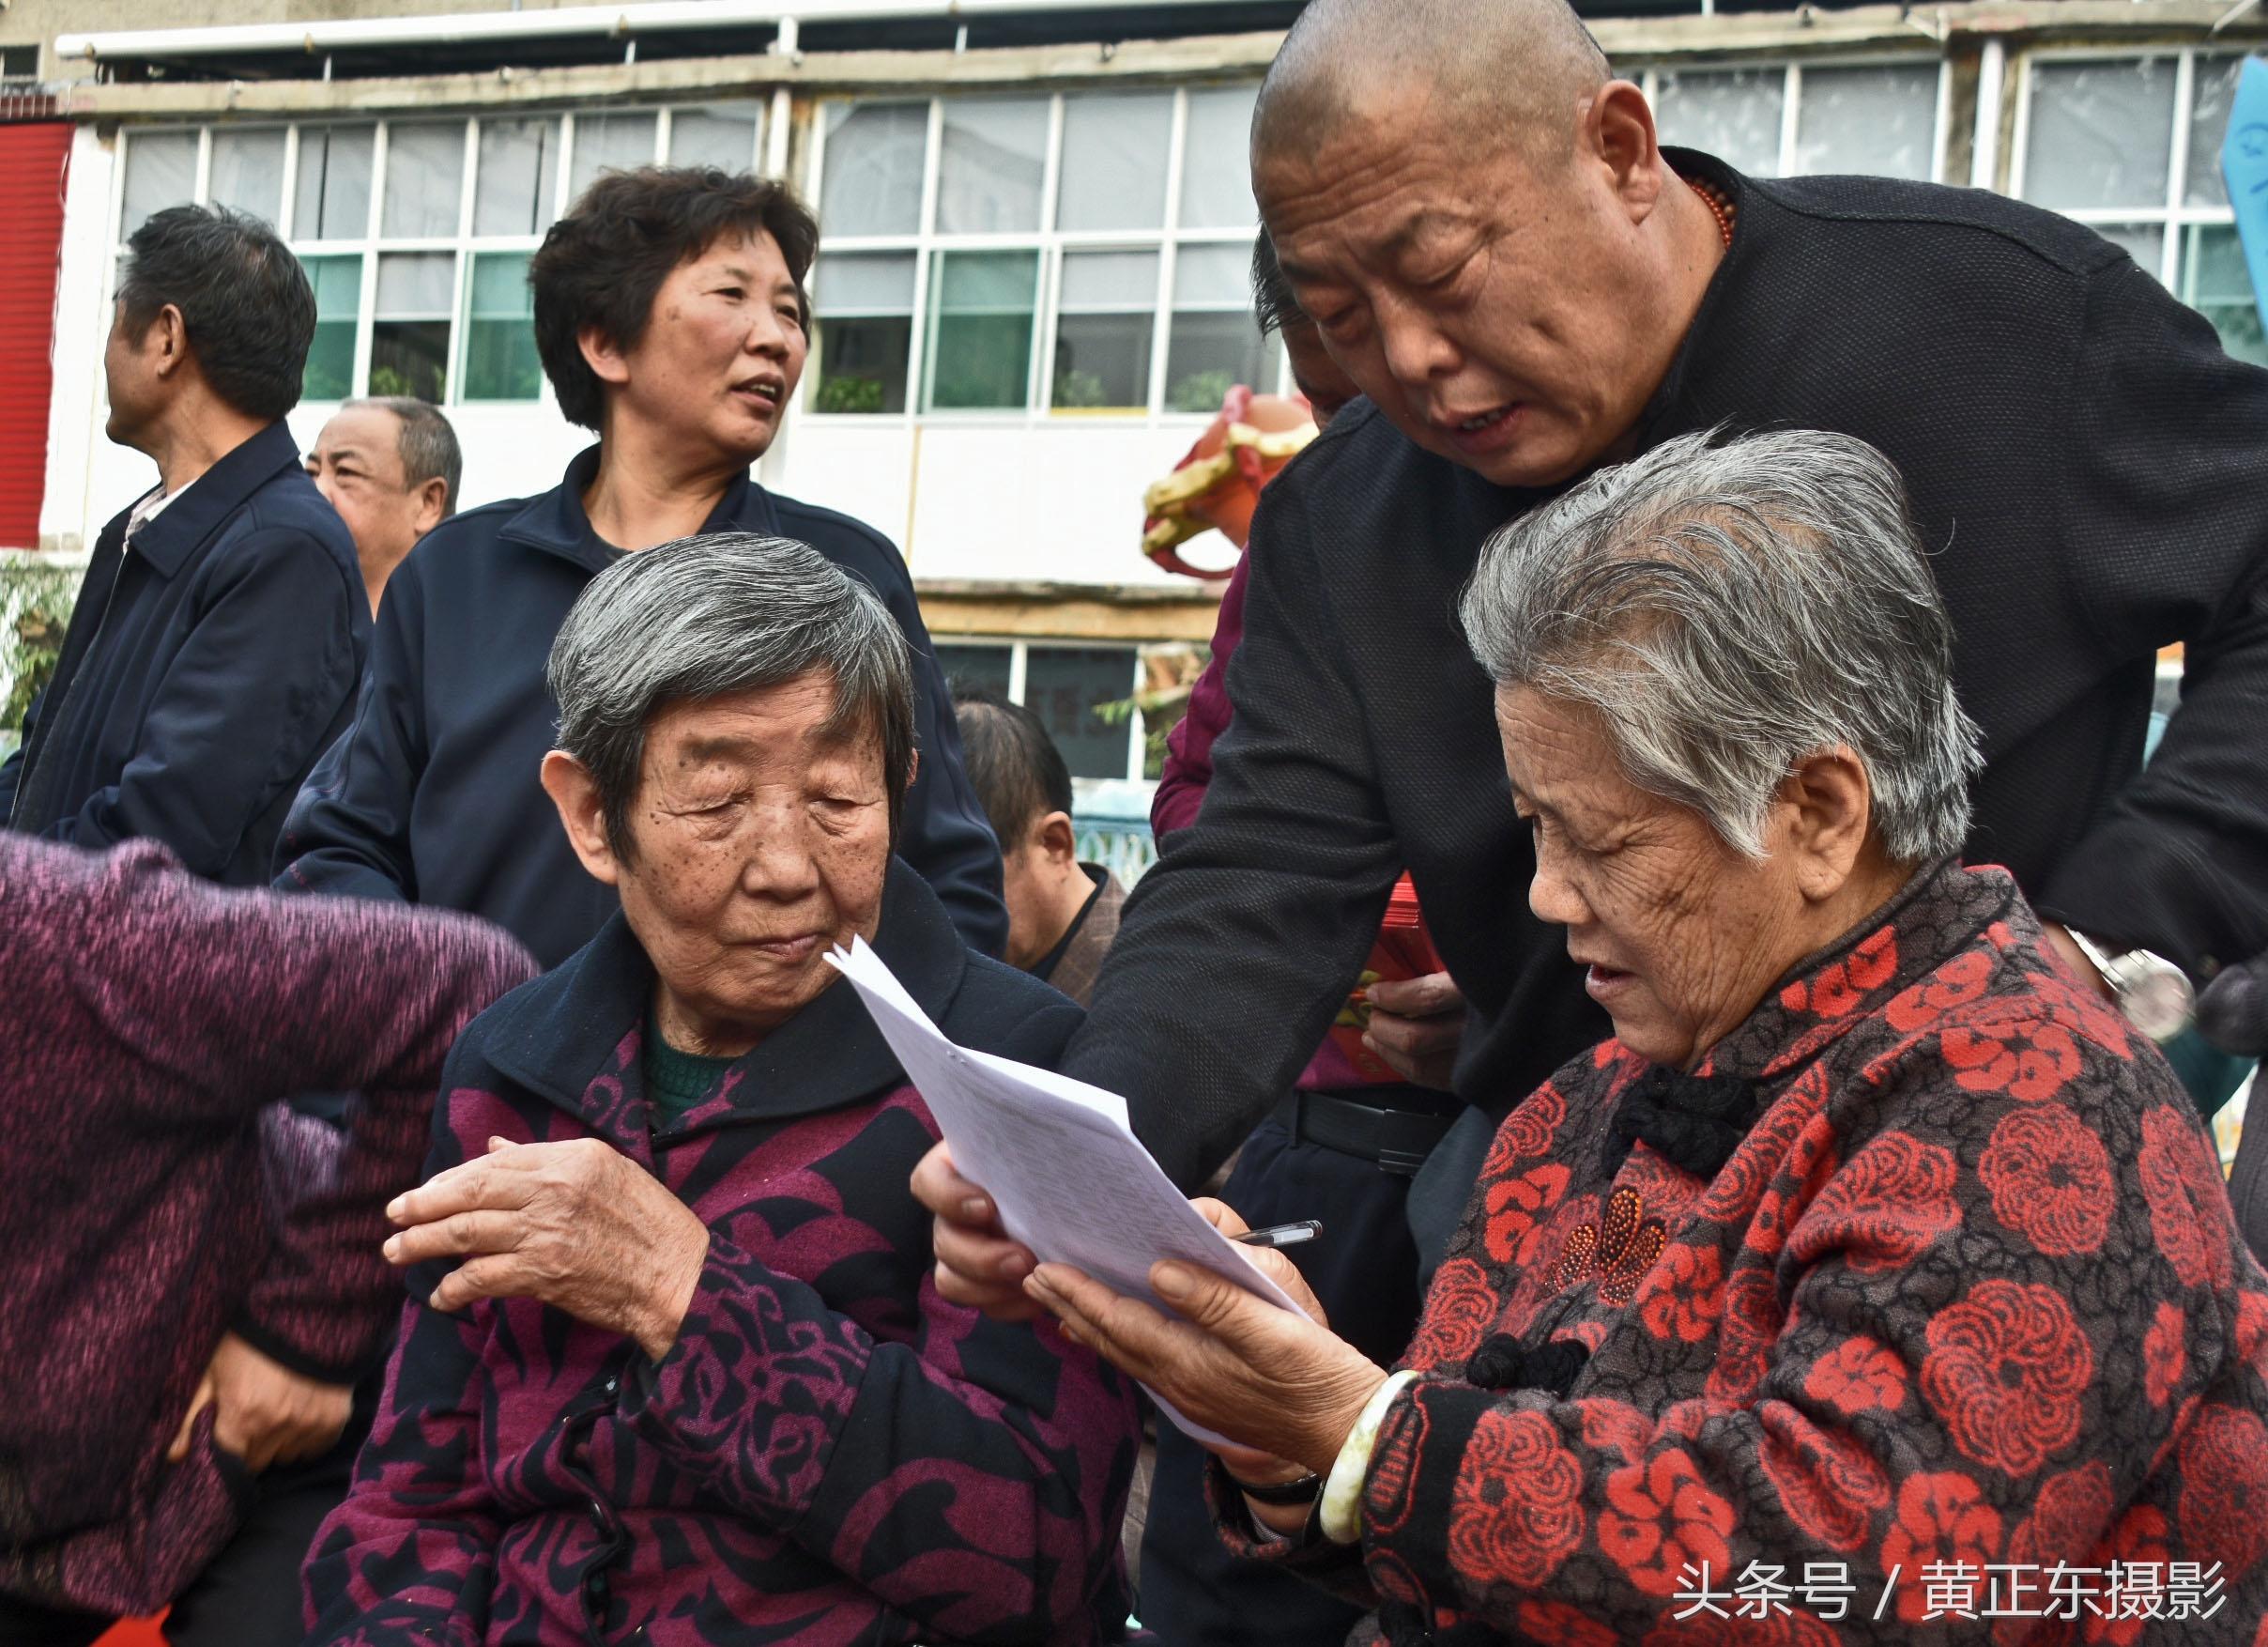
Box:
[303,534,1140,1645]
[990,430,2268,1641]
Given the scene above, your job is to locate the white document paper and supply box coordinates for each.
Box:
[827,937,1310,1443]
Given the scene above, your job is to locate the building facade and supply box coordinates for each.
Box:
[0,0,2252,794]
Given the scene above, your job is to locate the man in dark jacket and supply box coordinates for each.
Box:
[275,167,1005,967]
[0,206,366,887]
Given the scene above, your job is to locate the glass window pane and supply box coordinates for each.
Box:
[820,101,927,237]
[926,250,1036,410]
[377,251,454,316]
[1164,311,1272,413]
[371,322,450,402]
[475,117,559,238]
[1058,92,1172,230]
[382,121,467,239]
[568,112,654,203]
[936,98,1048,234]
[1021,646,1135,780]
[1656,67,1786,177]
[122,131,198,237]
[1171,242,1250,307]
[209,129,285,225]
[937,643,1013,702]
[2022,58,2176,210]
[462,250,540,401]
[2188,54,2245,207]
[817,250,916,316]
[1053,314,1152,410]
[813,252,914,414]
[299,254,361,402]
[294,125,375,241]
[1793,64,1938,180]
[2181,223,2268,367]
[668,102,763,174]
[1062,249,1159,310]
[1179,85,1261,228]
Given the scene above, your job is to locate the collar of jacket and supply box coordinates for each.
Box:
[474,856,969,1150]
[1699,855,2018,1086]
[126,421,302,578]
[495,443,780,574]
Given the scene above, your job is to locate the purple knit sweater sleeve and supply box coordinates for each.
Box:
[621,1232,1139,1640]
[71,839,538,1376]
[1153,553,1248,837]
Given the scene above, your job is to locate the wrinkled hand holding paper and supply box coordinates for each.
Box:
[827,937,1310,1443]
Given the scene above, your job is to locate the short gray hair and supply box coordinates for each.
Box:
[344,395,463,518]
[546,532,915,859]
[1459,428,1982,863]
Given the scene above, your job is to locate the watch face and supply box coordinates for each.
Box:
[2127,966,2196,1044]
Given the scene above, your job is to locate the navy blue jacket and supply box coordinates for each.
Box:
[274,447,1006,969]
[0,423,366,886]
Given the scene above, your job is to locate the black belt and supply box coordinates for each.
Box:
[1276,1090,1462,1176]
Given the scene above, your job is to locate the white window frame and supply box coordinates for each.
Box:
[113,102,767,409]
[1635,54,1954,184]
[805,85,1285,426]
[2008,45,2245,292]
[934,636,1147,781]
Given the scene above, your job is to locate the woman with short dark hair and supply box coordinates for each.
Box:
[277,167,1006,970]
[305,533,1138,1646]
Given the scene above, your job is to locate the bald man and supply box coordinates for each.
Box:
[927,3,2268,1634]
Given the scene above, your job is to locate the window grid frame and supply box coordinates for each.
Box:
[2009,44,2246,294]
[805,84,1283,425]
[112,104,766,409]
[935,635,1147,781]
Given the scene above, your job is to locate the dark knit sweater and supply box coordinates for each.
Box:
[0,835,534,1616]
[1065,150,2268,1187]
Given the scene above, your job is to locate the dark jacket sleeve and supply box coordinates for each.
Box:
[1062,478,1402,1186]
[2033,259,2268,975]
[40,524,362,880]
[77,842,536,1378]
[830,523,1007,957]
[272,553,427,901]
[1151,555,1246,837]
[0,686,35,821]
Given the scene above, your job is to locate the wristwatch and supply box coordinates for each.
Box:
[2066,931,2196,1044]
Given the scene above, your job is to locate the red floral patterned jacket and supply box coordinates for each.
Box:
[1223,860,2268,1644]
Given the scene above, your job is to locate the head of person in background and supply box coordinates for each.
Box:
[1251,228,1358,428]
[104,204,314,480]
[954,689,1125,1002]
[305,396,461,613]
[529,167,813,542]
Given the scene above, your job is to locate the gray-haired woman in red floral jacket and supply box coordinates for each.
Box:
[933,429,2268,1642]
[0,834,534,1643]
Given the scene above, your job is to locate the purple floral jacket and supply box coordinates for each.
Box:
[305,862,1141,1645]
[0,835,534,1616]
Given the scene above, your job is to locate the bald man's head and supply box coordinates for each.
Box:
[1254,0,1610,171]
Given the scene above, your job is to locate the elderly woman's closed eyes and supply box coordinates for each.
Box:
[305,534,1139,1647]
[968,428,2268,1642]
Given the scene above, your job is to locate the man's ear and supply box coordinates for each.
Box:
[410,478,450,537]
[150,303,191,379]
[577,323,632,390]
[1778,746,1873,902]
[904,747,920,793]
[540,750,623,887]
[1034,810,1080,867]
[1586,81,1664,216]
